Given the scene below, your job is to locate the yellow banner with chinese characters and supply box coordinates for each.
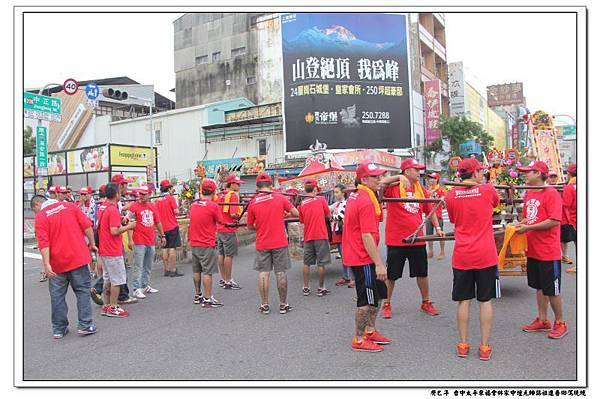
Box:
[109,145,156,167]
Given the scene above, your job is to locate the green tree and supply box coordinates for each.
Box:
[425,115,495,157]
[24,126,35,155]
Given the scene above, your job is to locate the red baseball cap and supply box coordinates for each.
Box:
[159,179,173,188]
[458,158,484,174]
[355,162,386,179]
[548,171,558,177]
[286,187,300,194]
[226,175,244,185]
[400,158,426,171]
[201,179,217,193]
[79,186,90,194]
[567,163,576,174]
[256,173,273,184]
[518,161,549,175]
[304,178,318,187]
[136,185,151,195]
[99,185,106,194]
[56,185,68,193]
[111,174,129,184]
[426,172,441,179]
[48,185,57,193]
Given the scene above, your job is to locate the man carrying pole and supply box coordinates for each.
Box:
[516,161,568,339]
[445,158,500,361]
[216,174,244,290]
[379,158,444,319]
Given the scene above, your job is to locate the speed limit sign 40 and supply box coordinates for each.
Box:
[63,78,78,95]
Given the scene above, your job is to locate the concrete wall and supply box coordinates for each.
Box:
[109,106,209,181]
[174,13,268,108]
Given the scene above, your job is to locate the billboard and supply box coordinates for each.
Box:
[110,145,157,167]
[424,80,442,144]
[280,13,412,152]
[67,145,109,173]
[198,156,267,178]
[448,62,465,116]
[487,83,524,107]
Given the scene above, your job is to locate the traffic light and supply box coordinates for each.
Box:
[102,88,128,101]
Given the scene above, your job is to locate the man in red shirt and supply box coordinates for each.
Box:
[246,173,299,315]
[127,185,166,299]
[216,174,244,290]
[98,183,137,318]
[189,179,225,307]
[156,179,184,277]
[445,158,500,361]
[298,178,332,297]
[56,185,69,202]
[561,164,577,273]
[425,172,446,260]
[342,162,391,352]
[379,158,444,319]
[32,194,98,338]
[516,161,568,339]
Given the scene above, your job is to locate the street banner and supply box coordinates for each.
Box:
[67,145,109,173]
[424,79,442,144]
[332,149,403,169]
[280,13,412,152]
[110,145,156,167]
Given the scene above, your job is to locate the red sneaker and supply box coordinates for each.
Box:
[100,305,110,316]
[351,337,383,352]
[106,306,129,318]
[335,278,350,286]
[522,317,551,332]
[421,300,440,316]
[382,302,392,319]
[456,342,469,358]
[479,344,492,361]
[365,330,392,345]
[548,321,568,339]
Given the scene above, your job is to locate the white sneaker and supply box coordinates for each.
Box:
[133,288,146,299]
[144,285,159,294]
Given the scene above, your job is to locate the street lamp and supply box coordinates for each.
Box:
[128,93,156,188]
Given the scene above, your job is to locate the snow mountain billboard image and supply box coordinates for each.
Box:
[281,13,412,152]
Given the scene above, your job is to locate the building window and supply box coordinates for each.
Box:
[246,76,257,85]
[231,46,246,57]
[195,55,209,65]
[212,51,221,62]
[258,139,267,156]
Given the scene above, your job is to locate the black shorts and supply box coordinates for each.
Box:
[164,227,182,248]
[352,264,388,308]
[386,245,428,280]
[527,258,561,296]
[452,265,500,302]
[560,224,577,243]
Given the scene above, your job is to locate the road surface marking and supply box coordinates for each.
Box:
[24,252,42,260]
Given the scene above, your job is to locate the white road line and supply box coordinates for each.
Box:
[24,252,42,260]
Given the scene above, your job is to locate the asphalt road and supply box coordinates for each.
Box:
[21,229,578,381]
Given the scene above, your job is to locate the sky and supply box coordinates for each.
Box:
[24,12,577,120]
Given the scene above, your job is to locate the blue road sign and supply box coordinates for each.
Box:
[85,82,99,100]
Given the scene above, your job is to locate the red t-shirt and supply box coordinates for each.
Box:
[35,202,93,273]
[217,191,242,233]
[384,184,432,246]
[561,183,577,229]
[445,184,500,270]
[128,201,161,246]
[189,199,222,248]
[298,196,331,241]
[246,193,294,250]
[98,202,124,257]
[342,190,381,266]
[522,188,562,261]
[156,194,179,232]
[427,186,446,218]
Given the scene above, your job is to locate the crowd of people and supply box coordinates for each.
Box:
[30,157,577,360]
